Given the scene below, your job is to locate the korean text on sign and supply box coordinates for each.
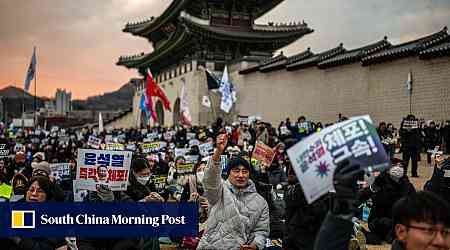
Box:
[76,149,132,191]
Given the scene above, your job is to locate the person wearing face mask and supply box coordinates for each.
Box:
[125,157,166,202]
[359,159,416,244]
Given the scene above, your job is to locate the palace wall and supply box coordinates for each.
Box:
[231,56,450,127]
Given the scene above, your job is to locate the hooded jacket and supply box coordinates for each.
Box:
[197,158,269,250]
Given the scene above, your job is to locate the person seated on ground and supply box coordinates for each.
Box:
[3,176,67,249]
[314,160,450,250]
[197,134,269,250]
[425,153,450,203]
[284,164,329,250]
[359,158,416,243]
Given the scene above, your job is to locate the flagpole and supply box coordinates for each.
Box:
[34,46,37,129]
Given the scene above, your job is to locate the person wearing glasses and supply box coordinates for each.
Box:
[197,134,269,250]
[314,160,450,250]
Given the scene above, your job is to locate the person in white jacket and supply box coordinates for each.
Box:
[197,134,269,250]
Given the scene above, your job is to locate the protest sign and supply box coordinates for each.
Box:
[287,115,390,204]
[105,135,114,143]
[0,183,12,199]
[187,133,196,140]
[176,163,194,174]
[199,142,213,156]
[50,163,71,181]
[220,155,228,173]
[88,136,101,149]
[0,142,10,158]
[185,155,199,164]
[72,180,89,202]
[76,149,132,191]
[175,148,189,158]
[238,115,249,124]
[141,142,161,154]
[402,119,419,130]
[151,175,167,191]
[147,132,159,141]
[105,143,125,151]
[252,141,276,167]
[189,139,200,147]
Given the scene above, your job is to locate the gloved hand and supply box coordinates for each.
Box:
[96,184,114,202]
[331,159,364,218]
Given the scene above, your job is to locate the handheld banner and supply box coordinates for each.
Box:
[287,115,390,204]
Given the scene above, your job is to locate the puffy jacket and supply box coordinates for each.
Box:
[197,158,269,250]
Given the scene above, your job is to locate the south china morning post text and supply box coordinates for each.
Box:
[40,214,186,227]
[0,203,198,238]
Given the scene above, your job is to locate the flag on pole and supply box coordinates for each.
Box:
[147,69,171,111]
[24,47,36,92]
[219,66,237,113]
[201,96,211,108]
[405,71,413,96]
[98,112,104,133]
[145,71,158,121]
[180,77,192,126]
[206,69,220,90]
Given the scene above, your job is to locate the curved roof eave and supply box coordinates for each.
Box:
[123,0,192,37]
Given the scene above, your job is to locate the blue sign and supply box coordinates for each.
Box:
[0,203,198,238]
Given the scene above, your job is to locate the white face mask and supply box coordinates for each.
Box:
[196,171,205,183]
[135,174,150,185]
[389,166,404,181]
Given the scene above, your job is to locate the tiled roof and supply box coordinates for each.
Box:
[123,0,191,36]
[318,37,391,68]
[286,43,346,70]
[419,41,450,59]
[362,27,448,65]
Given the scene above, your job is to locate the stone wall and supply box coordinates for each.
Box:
[231,56,450,127]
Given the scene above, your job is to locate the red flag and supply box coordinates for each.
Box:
[147,69,171,111]
[145,71,158,121]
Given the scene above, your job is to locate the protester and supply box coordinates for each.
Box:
[400,115,422,177]
[424,121,441,166]
[197,134,269,250]
[359,159,416,243]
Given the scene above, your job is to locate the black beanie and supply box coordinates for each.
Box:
[226,156,252,176]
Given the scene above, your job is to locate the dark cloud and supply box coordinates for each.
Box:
[0,0,449,98]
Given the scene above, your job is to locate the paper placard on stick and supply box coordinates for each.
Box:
[187,133,196,140]
[252,141,276,167]
[141,142,161,154]
[176,163,194,173]
[50,163,71,181]
[88,136,101,149]
[199,142,213,156]
[287,115,390,204]
[175,148,189,158]
[402,119,419,130]
[185,155,199,164]
[72,180,89,202]
[76,149,132,191]
[0,143,10,158]
[105,143,125,151]
[0,183,12,199]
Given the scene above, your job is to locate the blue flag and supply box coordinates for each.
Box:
[24,47,36,92]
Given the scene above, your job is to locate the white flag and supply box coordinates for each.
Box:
[202,96,211,108]
[219,66,237,113]
[99,112,104,132]
[24,47,36,92]
[180,78,192,126]
[405,71,413,96]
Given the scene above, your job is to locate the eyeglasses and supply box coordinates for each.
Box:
[405,224,450,241]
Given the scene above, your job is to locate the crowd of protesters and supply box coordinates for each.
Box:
[0,114,449,250]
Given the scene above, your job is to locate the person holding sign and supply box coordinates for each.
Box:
[400,115,421,177]
[197,134,269,250]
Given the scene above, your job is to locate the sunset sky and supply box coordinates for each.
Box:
[1,0,449,100]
